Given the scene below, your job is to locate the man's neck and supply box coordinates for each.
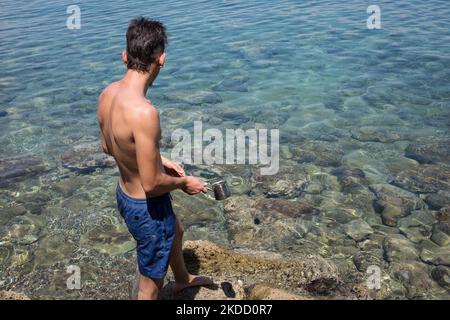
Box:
[122,69,153,96]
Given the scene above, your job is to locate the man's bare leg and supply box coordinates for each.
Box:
[169,218,213,293]
[138,275,163,300]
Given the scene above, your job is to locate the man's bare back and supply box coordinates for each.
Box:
[98,80,161,198]
[96,18,212,300]
[98,77,207,198]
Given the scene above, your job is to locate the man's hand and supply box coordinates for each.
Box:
[182,176,208,195]
[161,156,185,177]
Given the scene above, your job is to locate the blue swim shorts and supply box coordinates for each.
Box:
[116,184,176,279]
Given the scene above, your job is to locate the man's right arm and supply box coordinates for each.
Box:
[133,104,206,197]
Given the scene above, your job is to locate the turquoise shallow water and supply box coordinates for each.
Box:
[0,1,449,299]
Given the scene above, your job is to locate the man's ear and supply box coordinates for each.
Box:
[122,50,127,65]
[158,52,166,68]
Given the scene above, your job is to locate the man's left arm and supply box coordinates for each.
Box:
[161,155,185,177]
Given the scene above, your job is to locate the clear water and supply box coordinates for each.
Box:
[0,0,449,299]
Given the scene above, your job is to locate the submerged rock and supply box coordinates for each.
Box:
[164,90,223,106]
[34,235,77,267]
[420,246,450,266]
[290,140,344,167]
[389,261,436,299]
[80,214,135,256]
[171,190,222,227]
[397,210,435,243]
[351,126,408,143]
[424,192,450,210]
[253,166,309,198]
[331,167,367,192]
[223,195,319,250]
[0,214,46,245]
[253,102,293,128]
[430,266,450,289]
[217,110,250,125]
[383,234,419,263]
[61,140,115,174]
[370,184,425,227]
[212,79,248,92]
[430,224,450,247]
[254,198,320,218]
[0,154,48,187]
[405,137,450,164]
[437,206,449,234]
[391,165,450,194]
[343,219,373,242]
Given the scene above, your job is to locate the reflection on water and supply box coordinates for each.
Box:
[0,0,449,299]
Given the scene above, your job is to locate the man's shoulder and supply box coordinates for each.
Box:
[98,81,119,103]
[130,100,159,123]
[127,100,160,136]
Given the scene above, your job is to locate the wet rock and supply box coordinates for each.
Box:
[405,137,450,164]
[420,246,450,266]
[383,234,419,263]
[353,239,386,272]
[391,165,450,194]
[171,190,222,227]
[246,285,314,300]
[9,246,33,268]
[223,196,319,250]
[397,210,435,243]
[80,215,135,256]
[51,176,83,197]
[61,140,115,173]
[34,235,77,267]
[431,225,450,247]
[0,110,7,117]
[324,96,344,112]
[165,90,223,106]
[290,141,344,167]
[436,206,449,234]
[226,175,254,196]
[352,250,384,273]
[424,192,450,210]
[255,198,320,218]
[379,204,404,227]
[212,79,248,92]
[331,167,367,192]
[370,184,425,227]
[0,215,45,245]
[253,166,308,198]
[253,105,292,127]
[217,111,250,125]
[351,126,407,143]
[0,154,48,187]
[162,109,206,127]
[343,219,373,242]
[431,266,450,289]
[0,291,31,300]
[389,261,435,299]
[161,278,246,300]
[15,191,52,215]
[0,205,27,225]
[182,240,341,296]
[304,182,325,194]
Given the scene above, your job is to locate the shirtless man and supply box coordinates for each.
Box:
[97,17,212,300]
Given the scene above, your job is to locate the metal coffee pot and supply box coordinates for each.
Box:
[209,180,231,200]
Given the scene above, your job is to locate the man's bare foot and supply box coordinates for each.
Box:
[174,274,214,294]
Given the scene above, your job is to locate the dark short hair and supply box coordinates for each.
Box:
[126,17,167,72]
